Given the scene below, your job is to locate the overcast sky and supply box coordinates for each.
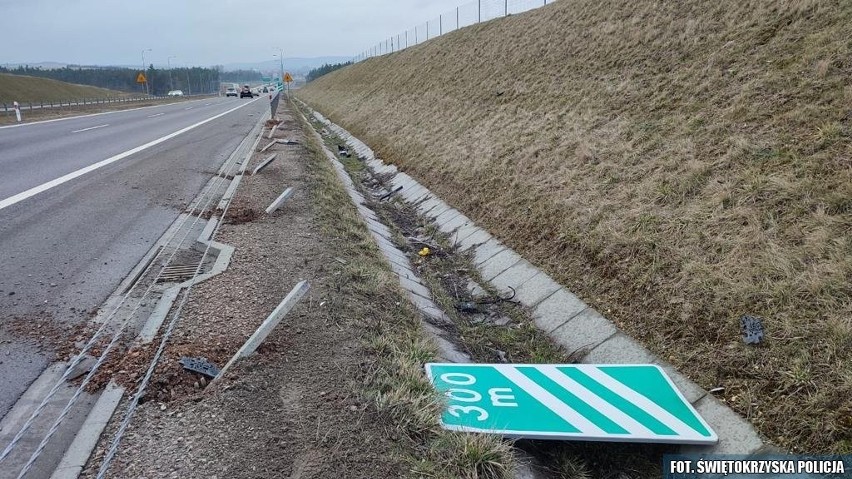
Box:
[2,0,465,66]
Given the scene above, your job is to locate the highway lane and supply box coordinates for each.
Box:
[0,96,269,418]
[0,96,258,201]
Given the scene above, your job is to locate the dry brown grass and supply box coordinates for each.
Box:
[298,0,852,453]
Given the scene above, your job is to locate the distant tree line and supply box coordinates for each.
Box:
[220,69,264,83]
[306,62,352,82]
[0,65,226,96]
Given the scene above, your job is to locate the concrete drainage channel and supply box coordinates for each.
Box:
[0,111,270,479]
[296,101,772,465]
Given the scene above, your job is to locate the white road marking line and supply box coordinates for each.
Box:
[0,98,212,130]
[71,124,109,133]
[147,113,164,118]
[184,107,193,110]
[582,367,700,437]
[0,98,260,211]
[497,366,605,435]
[204,103,211,106]
[538,366,653,436]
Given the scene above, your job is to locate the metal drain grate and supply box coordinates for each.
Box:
[156,264,202,283]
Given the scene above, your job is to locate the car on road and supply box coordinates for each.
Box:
[167,90,184,96]
[240,85,253,98]
[225,87,237,97]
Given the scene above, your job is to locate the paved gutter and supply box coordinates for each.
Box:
[298,101,770,456]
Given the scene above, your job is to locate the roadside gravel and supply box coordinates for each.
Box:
[82,102,406,478]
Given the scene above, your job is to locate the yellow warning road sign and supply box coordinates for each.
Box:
[283,72,293,83]
[136,72,147,83]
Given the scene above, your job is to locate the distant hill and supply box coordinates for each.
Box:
[223,57,350,75]
[0,73,131,103]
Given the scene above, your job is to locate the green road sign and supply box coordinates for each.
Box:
[425,363,717,445]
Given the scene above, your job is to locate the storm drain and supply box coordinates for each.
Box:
[156,264,203,283]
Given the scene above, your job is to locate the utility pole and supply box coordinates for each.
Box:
[167,55,176,91]
[141,48,151,96]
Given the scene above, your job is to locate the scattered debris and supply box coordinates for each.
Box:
[277,139,300,145]
[740,315,765,344]
[334,257,348,265]
[455,301,482,314]
[709,387,725,394]
[178,356,220,379]
[337,145,351,157]
[418,247,431,257]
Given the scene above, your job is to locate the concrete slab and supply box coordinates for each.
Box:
[479,249,523,281]
[390,173,415,189]
[681,395,763,455]
[473,238,507,265]
[265,187,295,214]
[417,197,449,216]
[433,207,462,226]
[532,288,588,333]
[513,271,562,307]
[453,223,482,243]
[251,153,277,175]
[51,381,124,479]
[366,219,392,239]
[407,292,452,326]
[437,213,471,235]
[424,202,453,219]
[375,239,411,266]
[582,332,654,364]
[458,228,493,252]
[399,275,432,299]
[549,308,618,355]
[423,323,471,364]
[490,260,540,295]
[389,261,418,282]
[402,186,431,204]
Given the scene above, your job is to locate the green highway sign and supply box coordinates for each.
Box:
[425,363,717,445]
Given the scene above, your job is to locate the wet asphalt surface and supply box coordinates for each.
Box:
[0,96,268,418]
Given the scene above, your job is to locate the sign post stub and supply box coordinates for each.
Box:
[425,363,717,445]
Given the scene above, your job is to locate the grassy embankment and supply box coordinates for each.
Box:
[298,0,852,453]
[0,73,133,104]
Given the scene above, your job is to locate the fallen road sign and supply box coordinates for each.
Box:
[425,363,717,445]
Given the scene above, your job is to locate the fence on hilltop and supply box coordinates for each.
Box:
[353,0,554,62]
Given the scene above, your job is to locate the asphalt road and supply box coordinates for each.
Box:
[0,96,269,418]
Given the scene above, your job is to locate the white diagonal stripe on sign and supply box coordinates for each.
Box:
[583,367,700,438]
[538,366,654,436]
[496,366,605,435]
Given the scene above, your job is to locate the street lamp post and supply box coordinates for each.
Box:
[273,47,284,88]
[167,55,176,91]
[141,48,152,96]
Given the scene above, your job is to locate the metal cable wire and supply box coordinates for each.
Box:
[95,115,264,478]
[12,163,244,478]
[11,132,258,478]
[3,122,258,474]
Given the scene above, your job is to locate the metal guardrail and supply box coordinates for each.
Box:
[1,93,217,115]
[270,90,281,119]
